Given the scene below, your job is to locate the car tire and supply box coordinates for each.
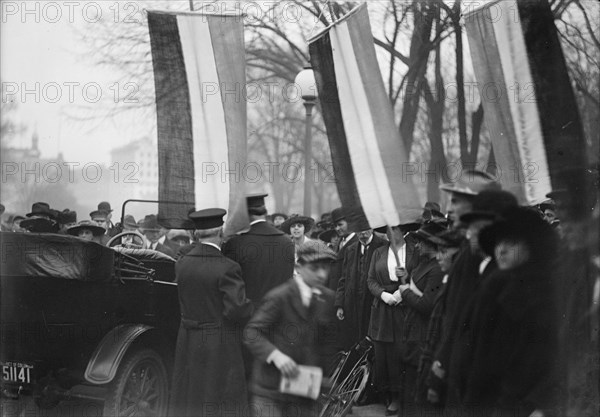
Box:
[103,348,169,417]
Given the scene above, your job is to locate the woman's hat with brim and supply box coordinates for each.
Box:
[297,240,337,264]
[20,217,59,233]
[459,190,519,224]
[428,229,464,248]
[67,220,106,237]
[478,207,556,258]
[280,215,314,235]
[318,229,339,244]
[411,221,448,243]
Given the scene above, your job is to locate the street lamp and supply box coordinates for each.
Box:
[295,66,318,217]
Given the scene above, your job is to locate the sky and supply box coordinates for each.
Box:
[1,1,162,165]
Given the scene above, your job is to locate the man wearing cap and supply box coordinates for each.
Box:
[427,188,517,410]
[139,214,175,258]
[244,240,337,416]
[171,208,253,417]
[327,207,358,292]
[97,201,119,236]
[334,228,387,350]
[223,194,295,307]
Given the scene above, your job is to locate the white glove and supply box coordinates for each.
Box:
[392,289,402,303]
[336,308,345,320]
[381,292,397,306]
[269,350,299,378]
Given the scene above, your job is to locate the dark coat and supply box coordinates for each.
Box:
[154,242,175,258]
[367,243,407,342]
[334,234,387,348]
[401,255,444,366]
[459,266,558,415]
[244,279,336,402]
[171,244,253,417]
[223,221,295,306]
[327,233,358,291]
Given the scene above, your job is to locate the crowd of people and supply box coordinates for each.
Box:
[0,168,598,417]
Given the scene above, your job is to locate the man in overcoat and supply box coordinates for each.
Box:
[223,194,295,307]
[170,208,254,417]
[244,240,337,417]
[334,228,386,350]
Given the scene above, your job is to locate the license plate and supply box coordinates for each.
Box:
[1,362,33,384]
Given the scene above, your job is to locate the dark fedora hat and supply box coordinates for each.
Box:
[140,214,161,231]
[67,220,106,237]
[460,190,518,224]
[318,229,339,244]
[296,240,337,264]
[26,202,56,219]
[98,201,113,213]
[281,215,315,235]
[331,207,346,224]
[90,210,109,220]
[123,214,137,229]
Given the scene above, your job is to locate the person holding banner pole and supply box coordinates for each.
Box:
[367,223,418,415]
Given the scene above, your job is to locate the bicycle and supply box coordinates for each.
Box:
[319,337,374,417]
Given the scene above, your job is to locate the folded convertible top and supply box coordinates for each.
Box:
[0,232,114,281]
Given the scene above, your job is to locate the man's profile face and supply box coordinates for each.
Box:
[448,193,473,228]
[335,220,349,237]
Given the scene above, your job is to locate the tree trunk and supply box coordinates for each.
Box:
[454,0,469,168]
[399,2,434,153]
[468,103,484,166]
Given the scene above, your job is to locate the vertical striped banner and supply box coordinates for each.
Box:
[147,10,248,235]
[309,4,421,231]
[465,0,587,204]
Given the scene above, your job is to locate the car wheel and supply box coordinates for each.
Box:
[103,348,169,417]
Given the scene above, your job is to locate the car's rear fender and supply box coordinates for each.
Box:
[83,324,153,385]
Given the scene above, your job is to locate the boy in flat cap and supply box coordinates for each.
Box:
[171,208,253,417]
[244,240,337,417]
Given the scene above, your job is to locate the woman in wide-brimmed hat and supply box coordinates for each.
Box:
[280,215,315,260]
[67,220,106,242]
[456,207,559,415]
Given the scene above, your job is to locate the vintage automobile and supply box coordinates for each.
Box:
[0,231,181,416]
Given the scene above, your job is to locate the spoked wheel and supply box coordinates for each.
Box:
[319,363,370,417]
[103,349,169,417]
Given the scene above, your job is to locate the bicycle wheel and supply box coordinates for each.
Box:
[319,363,370,417]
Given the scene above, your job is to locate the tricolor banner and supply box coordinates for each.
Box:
[147,10,248,234]
[309,4,421,231]
[465,0,587,204]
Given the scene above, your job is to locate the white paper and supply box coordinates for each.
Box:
[279,365,323,400]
